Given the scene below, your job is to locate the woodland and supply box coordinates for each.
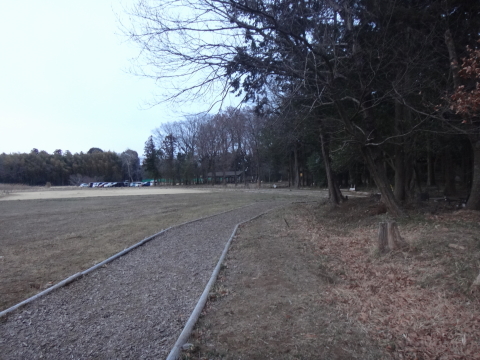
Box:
[126,0,480,216]
[0,148,142,186]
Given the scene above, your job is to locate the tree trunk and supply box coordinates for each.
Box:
[466,137,480,209]
[378,221,409,254]
[445,29,461,89]
[333,95,403,215]
[212,161,217,186]
[257,166,261,188]
[427,137,436,186]
[404,161,417,199]
[293,146,300,189]
[320,132,343,205]
[361,146,405,217]
[413,162,423,193]
[288,152,292,188]
[256,153,261,188]
[444,148,456,196]
[242,154,246,187]
[394,149,406,202]
[394,97,406,202]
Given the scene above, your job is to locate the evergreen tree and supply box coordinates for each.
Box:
[143,136,161,181]
[162,134,177,185]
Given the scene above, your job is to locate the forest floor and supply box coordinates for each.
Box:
[183,196,480,360]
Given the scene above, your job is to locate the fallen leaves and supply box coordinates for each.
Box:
[300,206,480,360]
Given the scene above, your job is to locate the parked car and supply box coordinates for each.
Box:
[130,182,143,187]
[142,182,151,187]
[79,183,89,187]
[113,182,124,187]
[103,182,114,188]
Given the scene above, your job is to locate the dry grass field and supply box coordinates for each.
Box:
[0,186,314,311]
[0,185,208,201]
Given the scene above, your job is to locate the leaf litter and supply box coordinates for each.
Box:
[300,199,480,360]
[185,197,480,360]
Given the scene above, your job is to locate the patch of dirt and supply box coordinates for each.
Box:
[184,197,480,360]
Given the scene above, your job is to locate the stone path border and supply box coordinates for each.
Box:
[0,200,291,359]
[166,207,279,360]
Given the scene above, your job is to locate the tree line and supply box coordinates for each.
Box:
[0,148,141,186]
[126,0,480,215]
[143,108,284,185]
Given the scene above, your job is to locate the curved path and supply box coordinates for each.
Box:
[0,201,287,359]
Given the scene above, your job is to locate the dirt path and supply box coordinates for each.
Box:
[0,201,287,359]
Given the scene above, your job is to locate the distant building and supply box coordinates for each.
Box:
[206,171,245,184]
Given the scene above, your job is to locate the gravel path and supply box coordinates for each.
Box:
[0,201,286,359]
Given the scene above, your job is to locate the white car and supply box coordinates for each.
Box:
[79,183,89,187]
[130,182,143,187]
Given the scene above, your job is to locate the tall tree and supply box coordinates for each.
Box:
[125,0,480,215]
[143,136,161,181]
[162,134,177,185]
[448,43,480,209]
[121,149,141,182]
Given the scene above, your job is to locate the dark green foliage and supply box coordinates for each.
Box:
[0,150,126,186]
[126,0,480,206]
[87,147,103,154]
[142,136,161,181]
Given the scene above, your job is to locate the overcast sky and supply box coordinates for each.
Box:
[0,1,216,156]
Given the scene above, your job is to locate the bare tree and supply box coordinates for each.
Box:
[125,0,480,216]
[197,117,220,184]
[225,107,246,186]
[121,149,140,182]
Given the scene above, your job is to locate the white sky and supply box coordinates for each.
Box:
[0,1,217,156]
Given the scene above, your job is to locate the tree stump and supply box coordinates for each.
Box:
[378,222,388,253]
[378,221,408,253]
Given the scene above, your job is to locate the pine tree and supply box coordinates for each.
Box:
[143,136,161,181]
